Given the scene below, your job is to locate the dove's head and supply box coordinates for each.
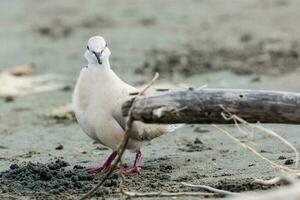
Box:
[85,36,111,66]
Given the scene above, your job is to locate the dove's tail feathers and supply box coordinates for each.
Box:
[166,124,185,133]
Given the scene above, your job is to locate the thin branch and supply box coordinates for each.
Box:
[118,173,214,198]
[139,72,160,95]
[181,182,239,196]
[253,173,300,185]
[120,190,215,197]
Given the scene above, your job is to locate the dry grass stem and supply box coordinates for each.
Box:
[220,106,299,168]
[181,182,239,196]
[120,190,215,198]
[212,124,300,173]
[119,173,214,198]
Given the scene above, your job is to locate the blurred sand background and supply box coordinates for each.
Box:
[1,0,300,199]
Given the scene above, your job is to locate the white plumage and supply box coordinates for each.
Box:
[72,36,181,173]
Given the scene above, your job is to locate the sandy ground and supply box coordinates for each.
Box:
[1,0,300,199]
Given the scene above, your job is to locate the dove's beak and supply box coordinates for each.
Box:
[93,51,103,64]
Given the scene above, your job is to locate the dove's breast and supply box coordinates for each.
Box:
[72,68,100,141]
[72,67,132,149]
[72,67,170,151]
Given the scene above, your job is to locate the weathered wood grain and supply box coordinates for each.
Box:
[122,89,300,124]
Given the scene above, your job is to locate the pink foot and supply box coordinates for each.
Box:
[121,150,142,174]
[87,151,117,174]
[121,166,141,174]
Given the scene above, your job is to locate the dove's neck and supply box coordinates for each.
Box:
[88,58,110,69]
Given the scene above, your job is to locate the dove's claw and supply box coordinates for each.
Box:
[121,150,142,174]
[121,166,141,174]
[87,150,117,174]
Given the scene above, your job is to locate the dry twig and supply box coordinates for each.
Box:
[253,173,300,185]
[118,173,214,198]
[181,182,238,196]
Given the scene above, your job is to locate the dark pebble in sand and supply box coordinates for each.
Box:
[194,138,203,144]
[240,33,253,43]
[165,165,173,170]
[284,159,294,165]
[55,144,64,150]
[4,96,14,103]
[62,85,72,91]
[251,76,261,82]
[9,164,19,170]
[278,155,286,160]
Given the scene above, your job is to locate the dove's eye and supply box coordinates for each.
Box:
[87,46,90,50]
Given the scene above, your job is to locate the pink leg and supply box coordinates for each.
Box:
[87,151,117,173]
[121,150,142,174]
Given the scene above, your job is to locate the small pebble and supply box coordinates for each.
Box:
[284,159,294,165]
[194,138,203,144]
[4,96,14,103]
[10,164,19,170]
[251,76,261,82]
[62,85,72,91]
[278,155,286,160]
[240,33,253,42]
[55,144,64,150]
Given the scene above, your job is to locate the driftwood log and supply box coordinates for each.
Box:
[122,89,300,124]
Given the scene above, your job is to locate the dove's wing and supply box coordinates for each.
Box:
[112,108,174,141]
[109,75,184,141]
[112,110,126,131]
[130,121,173,141]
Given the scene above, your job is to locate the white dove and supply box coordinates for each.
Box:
[72,36,180,173]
